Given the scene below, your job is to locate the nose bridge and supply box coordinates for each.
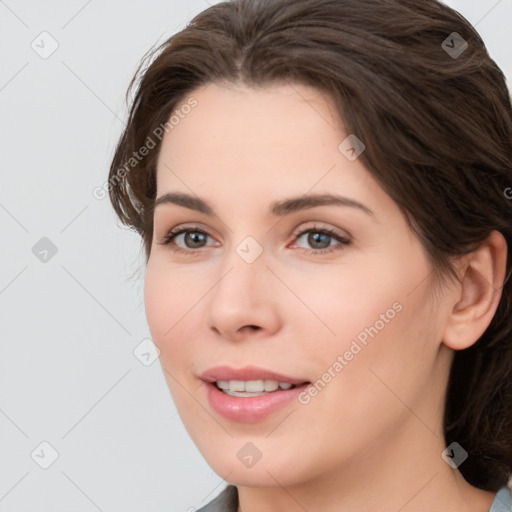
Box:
[214,235,267,303]
[205,234,278,336]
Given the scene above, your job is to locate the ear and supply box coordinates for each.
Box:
[442,230,508,351]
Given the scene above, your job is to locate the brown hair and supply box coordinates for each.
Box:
[108,0,512,491]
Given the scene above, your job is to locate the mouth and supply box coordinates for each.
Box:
[214,379,306,397]
[200,364,310,391]
[200,365,311,422]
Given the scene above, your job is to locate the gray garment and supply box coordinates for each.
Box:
[197,485,237,512]
[491,486,512,512]
[197,484,512,512]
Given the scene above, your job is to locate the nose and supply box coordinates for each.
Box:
[204,244,281,341]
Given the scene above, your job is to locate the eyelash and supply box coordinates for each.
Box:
[157,224,351,256]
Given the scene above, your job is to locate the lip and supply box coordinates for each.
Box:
[200,365,310,423]
[200,365,309,385]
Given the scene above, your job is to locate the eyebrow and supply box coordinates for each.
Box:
[153,191,375,217]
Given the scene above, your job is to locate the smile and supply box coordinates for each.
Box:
[215,379,297,396]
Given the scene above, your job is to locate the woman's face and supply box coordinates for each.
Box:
[144,82,456,488]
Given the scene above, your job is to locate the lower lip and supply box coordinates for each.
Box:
[204,381,309,423]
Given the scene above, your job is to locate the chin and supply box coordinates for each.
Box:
[198,443,312,489]
[224,465,302,488]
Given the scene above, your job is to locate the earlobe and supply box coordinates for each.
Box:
[442,230,508,351]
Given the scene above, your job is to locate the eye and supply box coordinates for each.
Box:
[156,226,217,253]
[156,223,351,256]
[291,225,351,254]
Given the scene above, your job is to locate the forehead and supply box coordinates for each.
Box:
[153,81,391,219]
[156,81,344,171]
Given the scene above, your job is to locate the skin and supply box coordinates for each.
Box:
[144,81,507,512]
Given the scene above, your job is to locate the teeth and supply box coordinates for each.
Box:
[265,380,279,392]
[215,379,296,393]
[245,380,264,392]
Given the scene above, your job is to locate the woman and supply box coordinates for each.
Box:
[108,0,512,510]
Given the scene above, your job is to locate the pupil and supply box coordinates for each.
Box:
[186,232,206,248]
[309,232,330,249]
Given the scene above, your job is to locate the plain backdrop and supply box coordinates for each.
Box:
[1,0,511,510]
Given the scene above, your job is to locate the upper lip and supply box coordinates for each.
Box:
[200,365,309,385]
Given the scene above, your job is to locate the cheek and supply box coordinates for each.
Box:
[322,282,440,422]
[143,260,201,360]
[293,257,437,389]
[288,262,404,348]
[144,263,173,342]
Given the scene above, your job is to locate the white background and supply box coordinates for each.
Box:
[1,1,511,510]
